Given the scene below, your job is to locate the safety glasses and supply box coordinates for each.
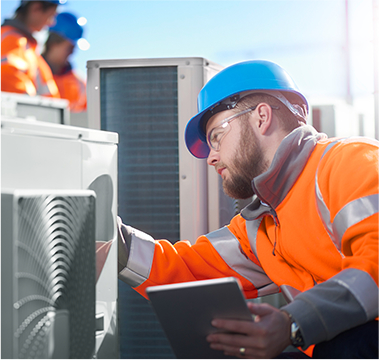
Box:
[206,104,280,152]
[206,106,257,152]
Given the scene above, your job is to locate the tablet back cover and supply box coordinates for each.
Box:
[146,277,253,359]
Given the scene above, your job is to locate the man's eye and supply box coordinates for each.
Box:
[211,130,223,143]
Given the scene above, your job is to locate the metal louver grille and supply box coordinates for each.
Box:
[14,193,96,359]
[100,66,180,242]
[100,66,179,358]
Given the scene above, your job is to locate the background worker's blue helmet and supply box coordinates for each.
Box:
[49,12,84,44]
[184,60,309,159]
[21,0,66,5]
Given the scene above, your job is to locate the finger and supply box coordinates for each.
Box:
[247,302,277,317]
[96,241,109,252]
[207,331,247,347]
[211,318,256,335]
[210,342,250,358]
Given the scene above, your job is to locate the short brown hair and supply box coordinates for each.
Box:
[235,92,303,133]
[16,1,57,19]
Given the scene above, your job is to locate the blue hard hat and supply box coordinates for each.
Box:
[184,60,309,159]
[49,12,84,44]
[21,0,66,5]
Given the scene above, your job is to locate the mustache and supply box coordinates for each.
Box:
[215,162,227,172]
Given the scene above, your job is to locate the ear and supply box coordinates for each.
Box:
[255,103,273,135]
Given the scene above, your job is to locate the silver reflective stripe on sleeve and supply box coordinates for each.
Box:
[35,71,52,96]
[315,140,379,253]
[245,218,262,258]
[333,194,379,243]
[315,172,340,254]
[206,226,279,296]
[119,229,155,288]
[315,140,343,255]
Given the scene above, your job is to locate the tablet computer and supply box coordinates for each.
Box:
[146,277,254,359]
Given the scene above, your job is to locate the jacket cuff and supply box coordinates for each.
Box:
[117,218,156,287]
[117,217,131,272]
[281,268,377,348]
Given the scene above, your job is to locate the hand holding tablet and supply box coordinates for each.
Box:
[146,277,253,359]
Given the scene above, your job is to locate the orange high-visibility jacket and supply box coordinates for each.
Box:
[52,63,87,112]
[1,20,59,98]
[118,125,378,350]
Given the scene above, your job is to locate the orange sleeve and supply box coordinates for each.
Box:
[1,63,37,95]
[1,27,60,98]
[37,56,60,98]
[54,71,86,111]
[318,139,379,284]
[134,216,260,299]
[1,30,37,95]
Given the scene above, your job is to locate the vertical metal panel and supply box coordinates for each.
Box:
[100,66,180,241]
[176,62,208,243]
[89,57,228,359]
[99,65,179,358]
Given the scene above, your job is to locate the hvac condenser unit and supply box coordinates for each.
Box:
[1,189,96,359]
[1,119,119,358]
[86,57,238,358]
[87,57,236,240]
[1,91,70,124]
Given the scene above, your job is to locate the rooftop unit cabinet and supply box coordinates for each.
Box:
[87,57,238,358]
[1,119,119,358]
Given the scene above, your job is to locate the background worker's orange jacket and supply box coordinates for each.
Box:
[52,62,87,112]
[1,19,60,98]
[117,125,379,354]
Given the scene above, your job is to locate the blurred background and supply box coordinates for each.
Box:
[2,0,378,137]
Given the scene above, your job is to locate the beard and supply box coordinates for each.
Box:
[222,122,268,199]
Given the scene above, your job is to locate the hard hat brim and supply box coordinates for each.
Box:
[185,110,210,159]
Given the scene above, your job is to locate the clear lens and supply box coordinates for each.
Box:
[208,122,230,151]
[206,106,257,151]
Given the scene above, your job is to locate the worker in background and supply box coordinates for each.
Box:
[1,0,62,98]
[98,60,378,358]
[41,12,87,112]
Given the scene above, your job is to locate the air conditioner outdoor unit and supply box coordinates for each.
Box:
[1,189,96,359]
[1,118,119,358]
[1,91,70,125]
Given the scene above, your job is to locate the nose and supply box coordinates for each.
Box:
[207,148,219,166]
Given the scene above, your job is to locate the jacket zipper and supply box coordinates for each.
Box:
[251,183,280,256]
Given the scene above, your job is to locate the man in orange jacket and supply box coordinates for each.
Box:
[41,11,87,112]
[103,60,378,358]
[1,0,61,98]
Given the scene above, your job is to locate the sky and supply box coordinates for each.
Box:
[1,0,378,135]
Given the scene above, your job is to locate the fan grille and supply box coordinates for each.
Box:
[14,194,96,358]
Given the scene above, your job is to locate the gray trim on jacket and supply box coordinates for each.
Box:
[281,268,378,348]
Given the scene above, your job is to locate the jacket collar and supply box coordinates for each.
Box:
[241,125,327,221]
[2,18,36,43]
